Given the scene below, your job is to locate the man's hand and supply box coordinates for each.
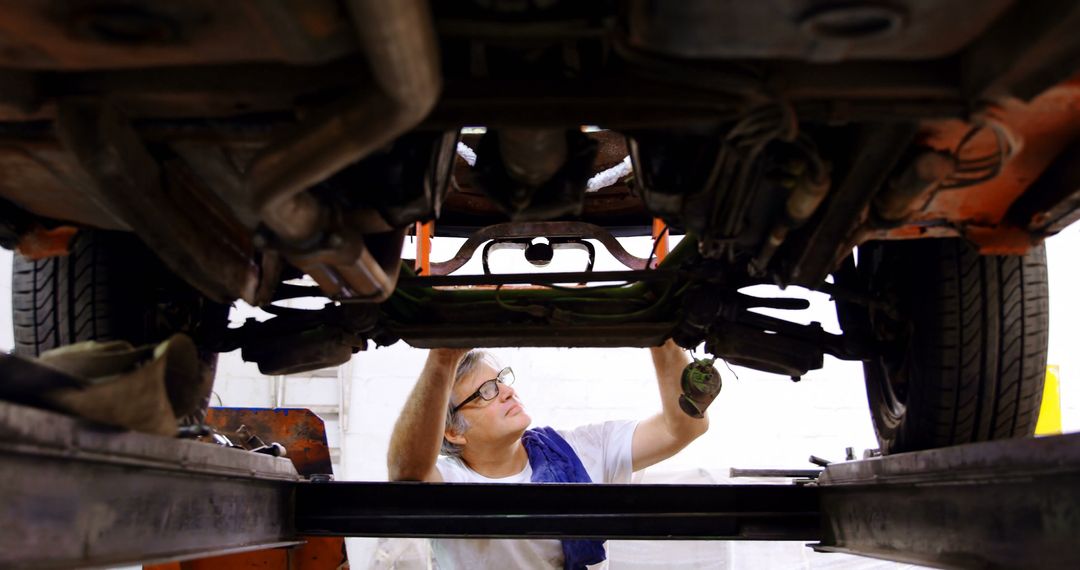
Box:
[631,340,711,471]
[386,348,471,482]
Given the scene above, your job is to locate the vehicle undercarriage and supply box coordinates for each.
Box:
[2,0,1078,453]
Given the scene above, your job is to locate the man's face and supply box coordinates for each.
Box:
[450,362,531,448]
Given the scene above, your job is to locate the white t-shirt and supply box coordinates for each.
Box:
[432,420,639,570]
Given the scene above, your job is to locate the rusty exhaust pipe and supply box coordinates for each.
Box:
[247,0,440,299]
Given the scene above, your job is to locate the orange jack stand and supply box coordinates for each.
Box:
[651,218,669,266]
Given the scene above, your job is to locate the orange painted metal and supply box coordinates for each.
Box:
[288,537,348,570]
[144,409,344,570]
[878,78,1080,251]
[651,218,668,265]
[204,408,334,477]
[415,221,433,275]
[179,549,288,570]
[961,225,1037,255]
[15,224,77,260]
[149,537,346,570]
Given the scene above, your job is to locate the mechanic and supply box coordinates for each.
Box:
[387,341,710,569]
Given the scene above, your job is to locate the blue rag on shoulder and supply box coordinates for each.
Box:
[521,426,606,570]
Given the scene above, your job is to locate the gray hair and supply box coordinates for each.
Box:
[440,350,499,458]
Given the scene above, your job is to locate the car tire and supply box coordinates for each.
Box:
[836,238,1049,454]
[11,230,227,425]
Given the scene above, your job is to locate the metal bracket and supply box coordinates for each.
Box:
[430,221,650,275]
[480,238,595,274]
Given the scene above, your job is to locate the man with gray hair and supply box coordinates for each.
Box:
[387,342,710,569]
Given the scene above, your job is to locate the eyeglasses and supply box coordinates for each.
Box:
[452,367,515,413]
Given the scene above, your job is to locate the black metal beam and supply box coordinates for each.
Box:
[390,322,676,348]
[295,481,821,541]
[0,400,301,569]
[816,433,1080,569]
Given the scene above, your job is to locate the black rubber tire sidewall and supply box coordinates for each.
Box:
[11,230,228,421]
[841,238,1049,454]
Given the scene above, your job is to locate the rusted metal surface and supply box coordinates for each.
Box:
[0,2,1074,305]
[920,84,1080,224]
[14,224,77,259]
[0,399,300,569]
[446,134,645,226]
[0,142,129,230]
[246,5,433,238]
[0,1,355,70]
[591,130,629,172]
[878,81,1080,250]
[54,100,260,303]
[816,432,1080,569]
[752,153,832,275]
[282,227,406,301]
[785,123,917,287]
[872,151,957,223]
[246,0,440,301]
[960,225,1037,255]
[144,409,345,570]
[430,221,651,275]
[497,128,568,187]
[205,408,334,478]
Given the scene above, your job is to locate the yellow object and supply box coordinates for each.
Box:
[1035,365,1062,436]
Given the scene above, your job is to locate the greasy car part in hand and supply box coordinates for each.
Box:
[679,358,722,418]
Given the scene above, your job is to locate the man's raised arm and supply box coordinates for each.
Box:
[387,348,468,482]
[631,340,711,471]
